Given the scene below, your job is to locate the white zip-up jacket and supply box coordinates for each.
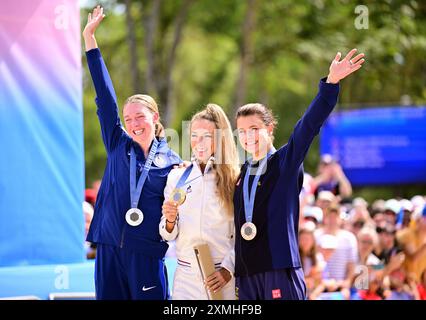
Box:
[159,159,235,275]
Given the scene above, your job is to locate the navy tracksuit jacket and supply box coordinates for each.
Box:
[86,48,181,300]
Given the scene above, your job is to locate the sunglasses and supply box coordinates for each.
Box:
[376,227,395,235]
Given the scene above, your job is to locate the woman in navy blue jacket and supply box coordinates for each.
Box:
[234,49,365,300]
[83,6,181,300]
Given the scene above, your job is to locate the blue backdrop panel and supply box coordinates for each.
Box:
[320,107,426,186]
[0,1,85,266]
[0,258,178,299]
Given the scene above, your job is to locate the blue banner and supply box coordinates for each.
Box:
[0,0,84,266]
[320,107,426,186]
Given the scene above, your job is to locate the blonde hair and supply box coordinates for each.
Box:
[124,94,165,137]
[191,104,240,216]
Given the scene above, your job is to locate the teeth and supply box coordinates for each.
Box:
[133,129,144,135]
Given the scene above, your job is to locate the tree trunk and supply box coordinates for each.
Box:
[162,0,194,126]
[143,0,162,94]
[124,0,141,93]
[233,0,258,115]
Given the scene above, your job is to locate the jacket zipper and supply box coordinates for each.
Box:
[199,166,206,242]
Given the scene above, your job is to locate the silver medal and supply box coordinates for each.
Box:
[125,208,144,226]
[241,222,257,241]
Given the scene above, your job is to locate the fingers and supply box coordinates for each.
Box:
[344,48,358,61]
[205,272,223,292]
[88,13,92,23]
[350,53,365,64]
[95,5,101,18]
[334,52,342,62]
[205,272,217,283]
[165,200,178,208]
[183,161,191,168]
[352,58,365,68]
[209,281,222,293]
[162,201,178,220]
[348,64,362,74]
[99,6,105,21]
[92,5,104,21]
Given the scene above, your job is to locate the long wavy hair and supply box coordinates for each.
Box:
[191,104,240,216]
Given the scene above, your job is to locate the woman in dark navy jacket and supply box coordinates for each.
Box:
[234,49,365,300]
[83,6,180,300]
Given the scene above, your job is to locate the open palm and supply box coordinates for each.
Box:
[327,49,365,84]
[83,5,105,37]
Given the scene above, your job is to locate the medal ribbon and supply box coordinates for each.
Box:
[243,147,276,224]
[130,138,159,208]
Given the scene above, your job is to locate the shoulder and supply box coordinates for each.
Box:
[156,138,182,165]
[166,167,186,185]
[167,149,182,165]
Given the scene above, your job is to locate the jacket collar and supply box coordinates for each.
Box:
[191,156,215,175]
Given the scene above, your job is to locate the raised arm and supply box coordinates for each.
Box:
[83,6,125,152]
[280,49,365,170]
[82,5,104,51]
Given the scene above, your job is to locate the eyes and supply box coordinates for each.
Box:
[191,133,213,140]
[124,115,146,123]
[238,127,259,137]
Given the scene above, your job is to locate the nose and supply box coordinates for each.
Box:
[131,118,140,128]
[197,136,205,145]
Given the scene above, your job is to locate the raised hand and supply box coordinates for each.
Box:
[326,49,365,84]
[83,5,105,51]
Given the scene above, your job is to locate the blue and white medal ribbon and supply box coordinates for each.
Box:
[170,162,205,205]
[125,139,159,226]
[241,147,276,240]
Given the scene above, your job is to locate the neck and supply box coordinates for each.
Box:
[138,136,155,158]
[199,162,206,174]
[252,143,273,161]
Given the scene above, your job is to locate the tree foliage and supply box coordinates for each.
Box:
[81,0,426,201]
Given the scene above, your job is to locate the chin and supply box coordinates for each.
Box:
[195,155,208,163]
[245,147,258,155]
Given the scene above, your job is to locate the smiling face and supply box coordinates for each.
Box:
[190,119,216,163]
[123,103,158,147]
[236,115,273,159]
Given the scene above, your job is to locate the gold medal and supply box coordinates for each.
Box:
[171,188,186,205]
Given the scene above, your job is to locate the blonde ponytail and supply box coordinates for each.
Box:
[191,104,240,216]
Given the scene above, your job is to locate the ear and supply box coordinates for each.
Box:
[267,123,274,136]
[152,112,159,123]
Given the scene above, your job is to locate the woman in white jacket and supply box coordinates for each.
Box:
[160,104,240,300]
